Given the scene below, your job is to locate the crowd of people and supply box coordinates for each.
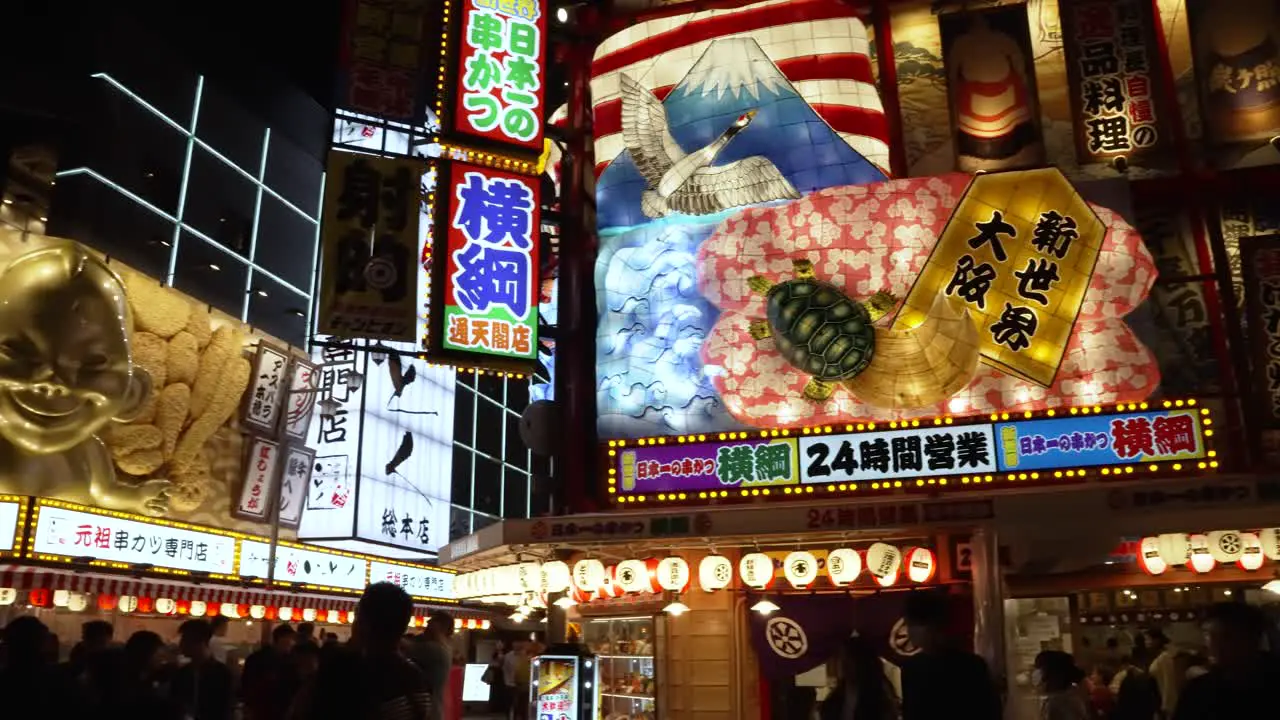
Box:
[0,582,455,720]
[814,595,1280,720]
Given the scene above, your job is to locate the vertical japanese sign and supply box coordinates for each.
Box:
[318,152,424,342]
[1187,0,1280,151]
[1241,235,1280,430]
[276,444,315,529]
[451,0,547,152]
[236,437,280,523]
[431,160,539,363]
[340,0,427,121]
[241,342,290,436]
[281,358,319,442]
[895,168,1105,387]
[1059,0,1173,166]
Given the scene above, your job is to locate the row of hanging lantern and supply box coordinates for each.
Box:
[1136,529,1280,576]
[0,588,355,624]
[454,544,938,607]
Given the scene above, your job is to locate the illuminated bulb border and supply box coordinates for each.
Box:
[605,399,1217,504]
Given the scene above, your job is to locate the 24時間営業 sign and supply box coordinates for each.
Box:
[433,160,539,363]
[452,0,546,152]
[613,408,1208,496]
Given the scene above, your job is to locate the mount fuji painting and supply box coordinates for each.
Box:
[595,32,891,438]
[597,37,887,230]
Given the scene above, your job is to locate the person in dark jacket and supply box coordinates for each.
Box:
[820,634,898,720]
[899,591,1001,720]
[171,619,233,720]
[241,622,298,720]
[1173,602,1280,720]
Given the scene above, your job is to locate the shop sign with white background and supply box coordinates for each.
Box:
[32,506,235,575]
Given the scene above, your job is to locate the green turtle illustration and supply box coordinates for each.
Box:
[747,258,897,401]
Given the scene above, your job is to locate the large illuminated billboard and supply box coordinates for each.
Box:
[590,0,1161,439]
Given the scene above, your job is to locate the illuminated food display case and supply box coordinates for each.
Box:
[584,616,659,720]
[531,643,601,720]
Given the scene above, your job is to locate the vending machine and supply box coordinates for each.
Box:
[530,643,601,720]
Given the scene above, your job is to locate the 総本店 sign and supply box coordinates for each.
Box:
[450,0,546,152]
[895,168,1104,388]
[317,151,424,342]
[429,159,539,366]
[610,406,1210,498]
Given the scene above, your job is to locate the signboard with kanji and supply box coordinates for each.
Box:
[1060,0,1173,167]
[1187,0,1280,156]
[1241,235,1280,431]
[609,407,1209,500]
[241,342,290,437]
[429,159,540,368]
[448,0,547,153]
[893,168,1105,387]
[317,151,425,342]
[339,0,428,121]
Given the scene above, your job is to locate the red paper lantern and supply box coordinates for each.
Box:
[97,593,117,611]
[644,557,663,593]
[176,599,191,615]
[265,606,278,621]
[28,588,51,608]
[237,603,251,618]
[138,596,155,614]
[207,602,220,617]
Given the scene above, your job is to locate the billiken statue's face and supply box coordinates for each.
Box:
[0,247,149,454]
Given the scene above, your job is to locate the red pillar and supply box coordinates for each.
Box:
[553,18,601,513]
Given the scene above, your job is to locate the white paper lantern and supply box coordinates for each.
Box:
[0,588,16,606]
[517,562,542,593]
[249,605,266,619]
[67,593,89,612]
[616,559,650,593]
[1157,533,1191,566]
[657,557,690,592]
[1188,534,1215,573]
[541,561,571,593]
[1237,532,1265,571]
[573,559,605,594]
[698,555,733,591]
[189,600,207,617]
[52,589,70,607]
[866,543,903,586]
[303,608,318,622]
[1137,536,1167,576]
[827,549,862,586]
[327,609,340,624]
[219,603,240,618]
[739,552,774,589]
[1207,530,1244,563]
[905,547,937,584]
[118,595,139,613]
[279,606,294,621]
[1260,528,1280,560]
[783,551,819,588]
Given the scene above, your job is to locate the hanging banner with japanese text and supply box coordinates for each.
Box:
[1240,235,1280,431]
[1187,0,1280,160]
[241,342,290,437]
[31,503,238,576]
[338,0,428,121]
[235,437,280,523]
[894,168,1104,387]
[1059,0,1174,168]
[275,444,315,530]
[429,159,540,367]
[608,408,1209,498]
[239,540,369,591]
[318,151,424,342]
[448,0,547,153]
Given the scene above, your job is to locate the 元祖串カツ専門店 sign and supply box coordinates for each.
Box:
[318,152,424,342]
[369,560,454,599]
[31,505,237,575]
[433,160,540,363]
[612,409,1208,495]
[452,0,546,152]
[896,168,1104,388]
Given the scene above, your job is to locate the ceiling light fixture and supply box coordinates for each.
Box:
[751,598,780,615]
[209,263,221,271]
[663,598,689,616]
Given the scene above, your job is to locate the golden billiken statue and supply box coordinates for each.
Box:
[0,245,165,514]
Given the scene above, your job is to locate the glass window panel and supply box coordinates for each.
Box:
[473,454,502,516]
[503,466,529,519]
[254,195,317,291]
[48,175,173,282]
[264,131,324,218]
[195,84,266,176]
[245,273,308,348]
[183,147,256,255]
[449,506,473,542]
[171,231,248,318]
[475,397,504,460]
[451,443,473,506]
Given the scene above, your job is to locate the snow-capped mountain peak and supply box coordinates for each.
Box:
[675,37,790,102]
